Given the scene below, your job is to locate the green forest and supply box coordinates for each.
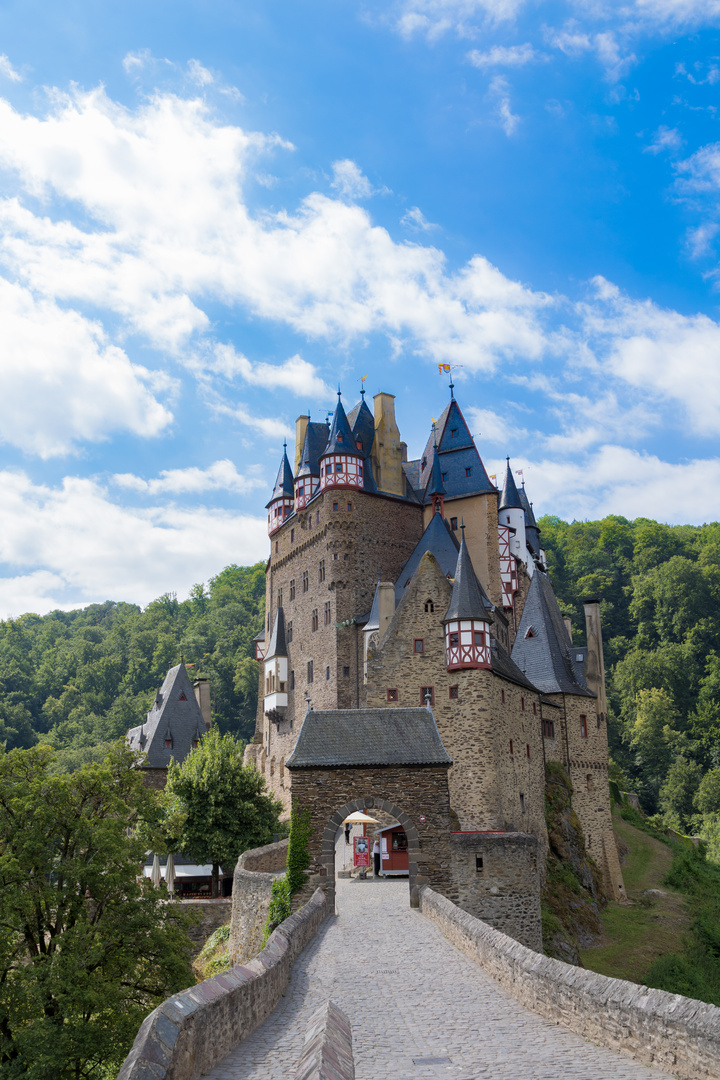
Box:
[2,514,720,856]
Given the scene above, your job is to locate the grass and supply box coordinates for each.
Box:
[580,809,691,985]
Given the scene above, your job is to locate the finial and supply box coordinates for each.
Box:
[460,519,466,539]
[449,379,454,399]
[283,438,287,451]
[181,652,185,666]
[337,384,342,400]
[305,693,313,711]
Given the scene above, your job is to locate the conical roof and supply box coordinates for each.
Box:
[444,534,494,623]
[267,444,294,507]
[511,571,593,696]
[347,397,375,457]
[416,398,494,499]
[266,607,288,659]
[321,393,357,457]
[425,444,446,499]
[518,483,542,556]
[498,458,522,511]
[126,662,207,768]
[296,421,328,479]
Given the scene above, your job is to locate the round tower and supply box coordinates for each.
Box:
[267,442,294,536]
[498,458,527,563]
[443,527,493,671]
[319,391,364,492]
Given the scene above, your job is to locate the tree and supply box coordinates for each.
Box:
[167,728,283,897]
[0,741,194,1080]
[659,756,704,831]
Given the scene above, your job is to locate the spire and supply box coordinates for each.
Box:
[444,533,493,623]
[269,442,294,502]
[322,391,356,456]
[498,458,522,511]
[425,442,446,499]
[266,607,288,659]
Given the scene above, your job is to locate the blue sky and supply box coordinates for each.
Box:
[0,0,720,616]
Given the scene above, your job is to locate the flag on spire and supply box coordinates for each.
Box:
[438,363,451,373]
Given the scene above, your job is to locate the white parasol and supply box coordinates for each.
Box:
[150,852,162,888]
[342,811,380,824]
[165,852,176,898]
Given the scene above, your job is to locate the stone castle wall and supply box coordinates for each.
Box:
[448,832,542,952]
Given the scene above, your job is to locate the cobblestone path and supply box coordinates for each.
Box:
[206,878,672,1080]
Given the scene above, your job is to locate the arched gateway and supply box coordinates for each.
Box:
[285,706,454,912]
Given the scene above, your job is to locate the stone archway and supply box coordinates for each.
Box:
[320,796,421,914]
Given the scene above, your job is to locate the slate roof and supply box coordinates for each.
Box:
[518,483,542,558]
[321,394,357,457]
[498,459,522,511]
[416,400,495,500]
[511,571,594,697]
[347,397,375,457]
[425,444,446,499]
[490,638,538,692]
[364,579,381,632]
[267,445,294,506]
[362,452,379,493]
[402,459,421,497]
[394,511,460,603]
[296,421,329,480]
[127,663,207,769]
[444,535,494,623]
[266,607,287,659]
[286,707,452,768]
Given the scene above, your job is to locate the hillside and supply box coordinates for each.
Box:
[0,563,266,770]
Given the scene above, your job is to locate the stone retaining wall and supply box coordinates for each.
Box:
[180,899,233,951]
[229,838,289,963]
[116,888,328,1080]
[419,885,720,1080]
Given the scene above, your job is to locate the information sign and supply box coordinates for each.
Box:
[353,836,371,867]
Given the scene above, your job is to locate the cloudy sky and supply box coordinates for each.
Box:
[0,0,719,616]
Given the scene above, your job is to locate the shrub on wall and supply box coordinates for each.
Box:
[286,801,312,895]
[263,878,291,944]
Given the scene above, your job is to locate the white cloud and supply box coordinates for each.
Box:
[489,75,520,135]
[0,278,173,457]
[467,43,540,68]
[0,470,268,618]
[643,125,683,155]
[188,59,214,86]
[686,221,720,259]
[331,159,374,199]
[113,459,265,496]
[208,346,332,397]
[465,406,525,446]
[488,446,720,525]
[546,25,635,83]
[0,55,21,82]
[382,0,526,39]
[122,49,153,74]
[400,206,438,230]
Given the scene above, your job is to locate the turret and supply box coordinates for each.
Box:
[267,442,294,535]
[443,527,493,670]
[425,441,446,518]
[319,391,364,492]
[294,421,323,510]
[518,481,543,571]
[264,608,289,725]
[498,459,527,566]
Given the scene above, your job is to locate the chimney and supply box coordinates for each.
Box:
[294,415,309,472]
[378,583,395,641]
[372,393,404,496]
[193,678,212,730]
[582,600,607,722]
[563,616,572,643]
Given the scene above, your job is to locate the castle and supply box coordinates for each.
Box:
[244,383,626,915]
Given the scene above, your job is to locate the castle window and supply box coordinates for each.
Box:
[424,599,434,612]
[501,689,505,704]
[525,627,535,639]
[465,467,472,477]
[450,517,458,531]
[421,686,434,706]
[451,428,458,438]
[192,739,199,748]
[526,744,530,759]
[287,621,293,643]
[324,601,331,625]
[521,696,525,711]
[290,670,295,690]
[307,660,314,683]
[509,739,514,755]
[308,516,313,529]
[275,541,279,554]
[421,458,427,471]
[317,511,320,524]
[290,528,295,543]
[543,718,554,739]
[347,502,353,511]
[587,774,593,792]
[343,665,350,677]
[580,715,588,738]
[473,630,485,647]
[179,692,187,701]
[277,589,282,608]
[356,439,363,450]
[319,559,326,583]
[387,688,398,702]
[449,685,458,700]
[450,631,459,647]
[312,609,319,631]
[414,639,424,654]
[289,579,295,601]
[302,570,309,593]
[520,792,526,814]
[533,701,537,715]
[334,554,339,560]
[441,472,448,481]
[165,738,172,748]
[326,665,330,680]
[476,856,483,872]
[333,502,339,511]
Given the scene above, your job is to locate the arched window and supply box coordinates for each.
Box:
[424,599,434,612]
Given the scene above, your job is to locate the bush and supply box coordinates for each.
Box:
[286,800,312,895]
[263,877,291,944]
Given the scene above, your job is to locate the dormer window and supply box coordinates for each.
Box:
[465,467,472,477]
[525,627,535,639]
[421,458,427,471]
[179,692,187,701]
[451,428,458,437]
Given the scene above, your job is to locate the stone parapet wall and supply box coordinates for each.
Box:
[116,888,328,1080]
[447,832,541,952]
[179,899,232,951]
[239,837,289,873]
[419,885,720,1080]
